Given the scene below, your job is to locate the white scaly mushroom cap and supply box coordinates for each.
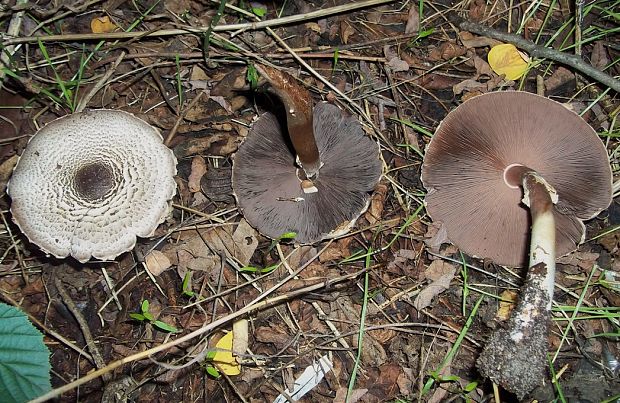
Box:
[7,109,177,263]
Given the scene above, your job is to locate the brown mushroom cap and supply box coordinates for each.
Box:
[232,102,382,243]
[421,91,612,267]
[8,110,177,263]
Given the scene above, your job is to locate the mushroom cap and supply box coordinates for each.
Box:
[8,109,177,263]
[421,91,612,267]
[232,102,382,243]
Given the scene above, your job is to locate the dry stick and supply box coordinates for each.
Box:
[0,291,94,362]
[93,51,386,68]
[31,269,362,403]
[164,90,206,146]
[0,0,27,88]
[1,0,396,46]
[457,19,620,93]
[53,276,110,382]
[74,51,126,113]
[275,244,356,363]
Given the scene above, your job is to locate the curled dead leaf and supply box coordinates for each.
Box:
[365,183,388,225]
[144,250,172,276]
[413,260,456,311]
[404,6,419,34]
[188,156,207,193]
[497,289,518,321]
[90,16,119,34]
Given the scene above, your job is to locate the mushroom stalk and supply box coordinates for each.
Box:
[477,170,557,398]
[254,64,321,179]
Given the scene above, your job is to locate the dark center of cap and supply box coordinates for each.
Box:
[73,162,116,202]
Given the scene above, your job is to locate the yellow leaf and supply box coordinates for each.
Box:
[487,43,529,80]
[496,289,518,321]
[91,16,118,34]
[213,331,241,375]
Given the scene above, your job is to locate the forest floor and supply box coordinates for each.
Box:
[0,0,619,402]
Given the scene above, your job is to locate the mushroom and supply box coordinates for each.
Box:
[421,91,612,397]
[232,65,382,243]
[8,109,177,263]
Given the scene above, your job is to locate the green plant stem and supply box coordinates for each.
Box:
[345,249,372,402]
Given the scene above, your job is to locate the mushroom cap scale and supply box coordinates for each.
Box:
[8,109,177,263]
[232,102,382,244]
[421,91,612,267]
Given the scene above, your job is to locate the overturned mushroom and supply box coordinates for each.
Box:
[232,65,382,243]
[8,110,177,263]
[421,91,612,397]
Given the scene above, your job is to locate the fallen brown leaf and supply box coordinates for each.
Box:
[144,250,172,276]
[544,66,575,93]
[496,289,518,321]
[340,21,355,44]
[413,260,456,310]
[404,5,419,34]
[428,41,467,61]
[365,183,388,225]
[188,156,207,193]
[334,387,368,403]
[0,154,18,193]
[591,41,610,70]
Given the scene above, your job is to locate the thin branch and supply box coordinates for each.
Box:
[53,276,110,382]
[1,0,397,46]
[31,268,366,402]
[457,19,620,93]
[75,51,125,113]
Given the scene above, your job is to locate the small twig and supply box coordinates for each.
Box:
[53,276,110,382]
[2,0,397,46]
[75,51,126,113]
[0,209,27,282]
[164,91,206,146]
[0,0,27,89]
[275,244,356,362]
[457,19,620,93]
[0,291,94,362]
[31,268,365,402]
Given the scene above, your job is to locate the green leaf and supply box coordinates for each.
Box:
[268,231,298,252]
[277,232,297,241]
[417,28,435,39]
[153,321,179,333]
[129,313,146,322]
[142,312,155,322]
[464,381,478,392]
[205,349,217,361]
[251,6,266,17]
[182,272,195,297]
[0,303,51,402]
[239,266,259,273]
[239,264,278,274]
[332,48,339,73]
[205,365,221,378]
[141,300,150,314]
[246,64,259,90]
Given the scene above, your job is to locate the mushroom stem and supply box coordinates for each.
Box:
[254,64,321,179]
[522,171,557,305]
[477,170,557,398]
